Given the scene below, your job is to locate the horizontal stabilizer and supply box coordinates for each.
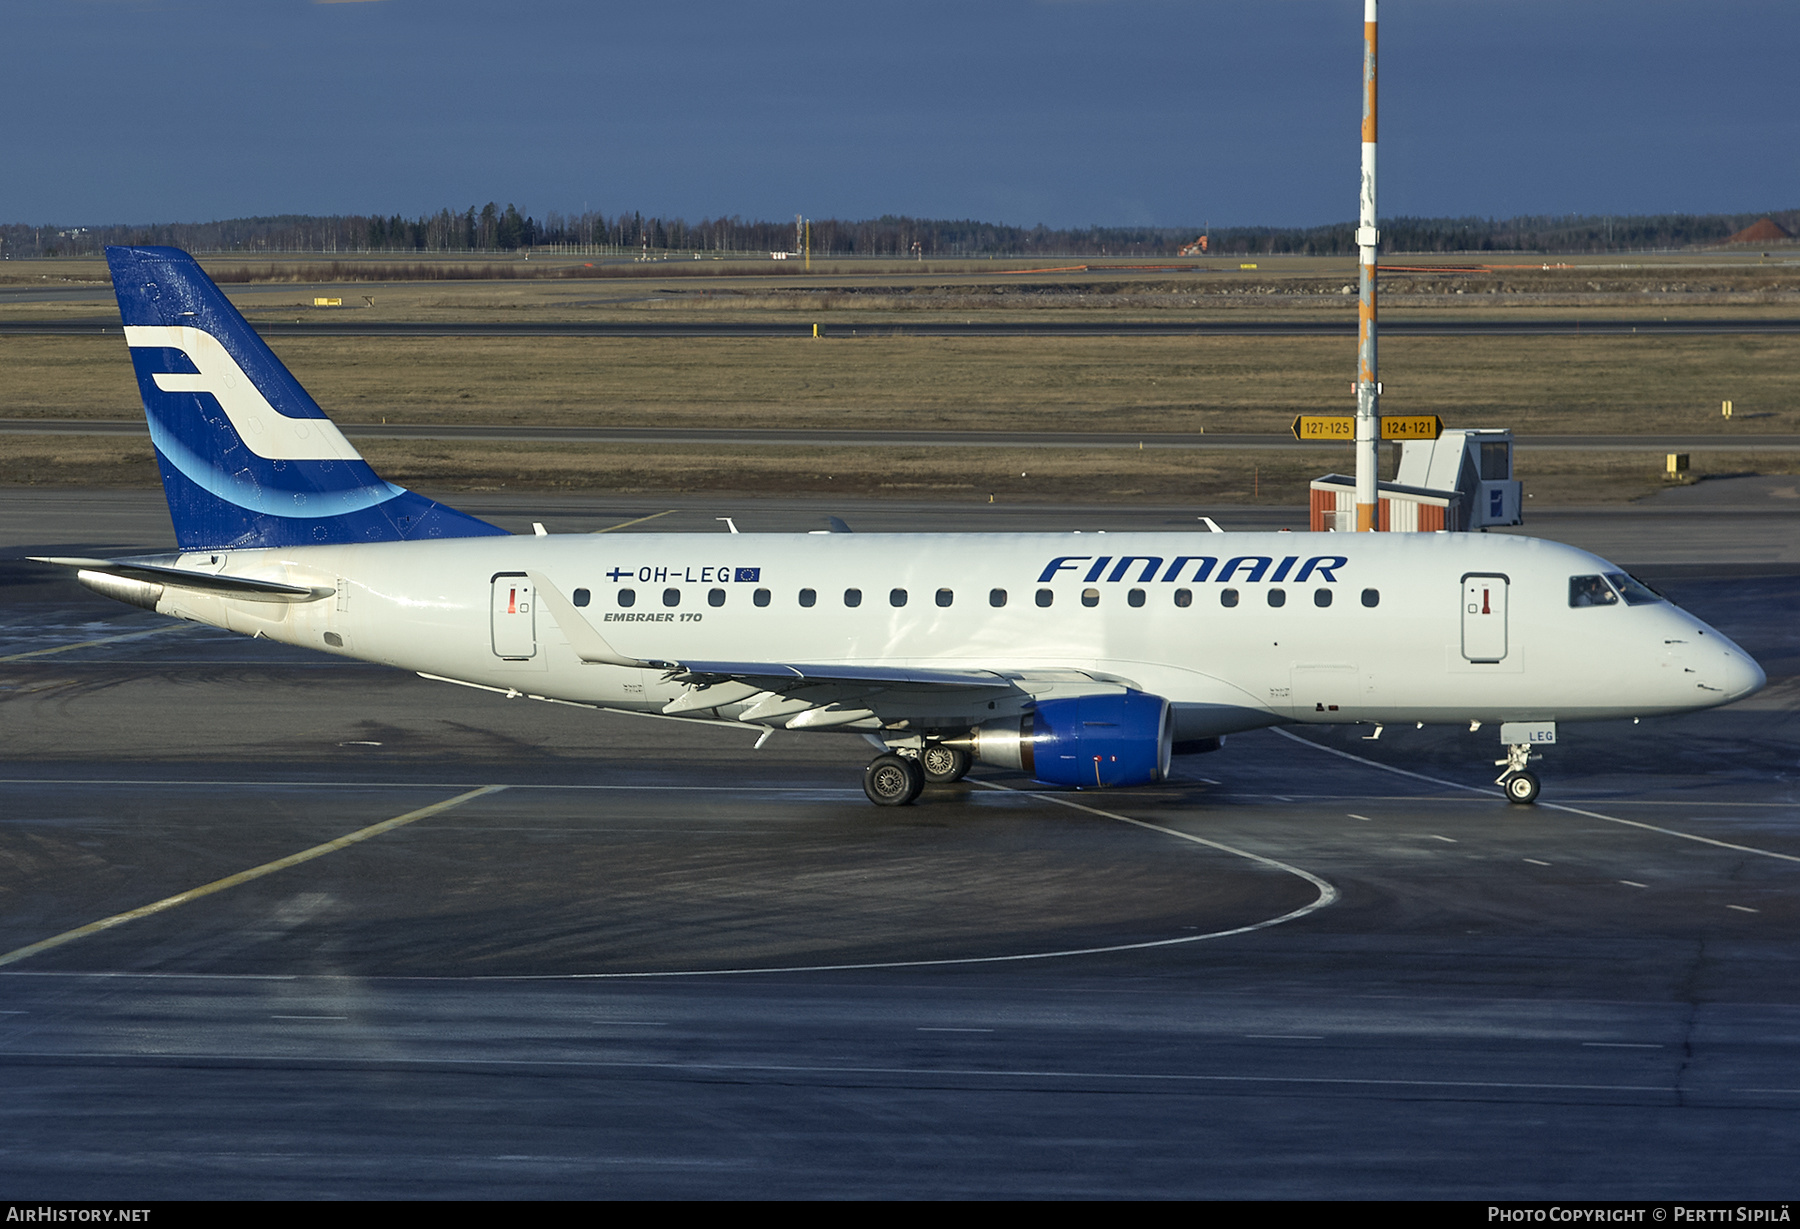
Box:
[31,556,333,602]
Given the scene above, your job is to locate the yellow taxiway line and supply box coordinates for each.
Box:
[0,784,508,968]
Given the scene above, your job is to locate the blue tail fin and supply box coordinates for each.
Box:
[107,246,507,551]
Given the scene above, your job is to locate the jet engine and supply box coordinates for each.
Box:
[954,690,1173,789]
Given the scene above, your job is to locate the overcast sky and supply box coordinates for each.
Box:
[7,0,1797,229]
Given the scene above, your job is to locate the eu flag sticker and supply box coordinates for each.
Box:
[734,567,761,582]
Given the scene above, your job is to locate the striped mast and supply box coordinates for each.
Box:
[1355,0,1381,530]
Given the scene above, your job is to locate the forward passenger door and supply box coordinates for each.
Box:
[1461,574,1509,663]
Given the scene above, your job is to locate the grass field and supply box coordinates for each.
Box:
[6,432,1793,508]
[6,251,1799,326]
[4,333,1796,437]
[3,253,1797,504]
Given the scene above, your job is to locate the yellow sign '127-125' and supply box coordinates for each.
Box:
[1291,415,1443,441]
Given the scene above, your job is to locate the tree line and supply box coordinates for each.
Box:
[6,204,1795,259]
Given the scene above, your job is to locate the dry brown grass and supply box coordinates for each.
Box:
[7,433,1793,507]
[4,332,1797,437]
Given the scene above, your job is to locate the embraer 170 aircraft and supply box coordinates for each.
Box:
[38,247,1765,806]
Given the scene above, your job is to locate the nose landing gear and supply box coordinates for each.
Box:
[1495,741,1542,805]
[1490,721,1554,806]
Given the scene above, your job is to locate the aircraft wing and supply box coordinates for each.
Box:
[526,570,1021,729]
[668,661,1012,688]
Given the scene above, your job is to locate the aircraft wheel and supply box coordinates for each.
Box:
[864,754,924,806]
[1504,770,1541,805]
[921,744,971,783]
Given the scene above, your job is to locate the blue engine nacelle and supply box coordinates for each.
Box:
[963,690,1173,789]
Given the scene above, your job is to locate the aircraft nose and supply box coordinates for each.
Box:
[1720,648,1766,701]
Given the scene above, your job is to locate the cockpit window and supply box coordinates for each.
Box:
[1605,572,1664,606]
[1569,575,1619,608]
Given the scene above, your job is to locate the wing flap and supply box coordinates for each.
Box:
[670,660,1013,689]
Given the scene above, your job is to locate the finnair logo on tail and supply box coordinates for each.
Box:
[123,325,363,463]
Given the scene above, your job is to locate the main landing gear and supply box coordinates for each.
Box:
[920,744,972,784]
[862,743,972,806]
[1495,742,1542,805]
[863,753,924,806]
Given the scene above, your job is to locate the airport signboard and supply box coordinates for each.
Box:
[1291,415,1443,442]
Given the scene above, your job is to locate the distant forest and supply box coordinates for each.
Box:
[7,203,1797,259]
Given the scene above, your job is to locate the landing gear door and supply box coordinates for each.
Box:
[1461,573,1508,663]
[491,573,536,659]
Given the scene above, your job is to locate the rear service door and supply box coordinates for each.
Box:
[1461,574,1508,663]
[491,573,536,659]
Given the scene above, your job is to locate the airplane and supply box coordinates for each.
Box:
[34,246,1766,807]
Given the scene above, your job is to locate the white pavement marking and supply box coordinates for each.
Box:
[510,785,1342,979]
[470,781,1337,980]
[0,776,1336,982]
[1273,728,1800,865]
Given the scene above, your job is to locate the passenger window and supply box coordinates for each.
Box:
[572,588,591,607]
[1361,588,1380,608]
[708,588,726,607]
[1267,588,1286,608]
[1174,588,1192,608]
[1127,588,1145,607]
[1314,588,1332,608]
[754,588,771,607]
[1036,589,1054,608]
[845,588,863,607]
[890,588,907,607]
[799,588,816,608]
[990,589,1007,607]
[1082,588,1100,607]
[663,588,681,608]
[1220,588,1239,608]
[936,588,954,608]
[617,588,636,608]
[1569,575,1619,608]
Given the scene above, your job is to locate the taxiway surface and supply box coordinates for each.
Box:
[6,316,1800,337]
[2,490,1797,1198]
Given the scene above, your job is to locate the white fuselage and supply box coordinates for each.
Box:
[139,530,1764,737]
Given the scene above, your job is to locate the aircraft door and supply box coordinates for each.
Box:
[491,573,537,659]
[1461,574,1508,663]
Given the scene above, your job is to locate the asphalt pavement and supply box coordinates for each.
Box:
[1,490,1796,1198]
